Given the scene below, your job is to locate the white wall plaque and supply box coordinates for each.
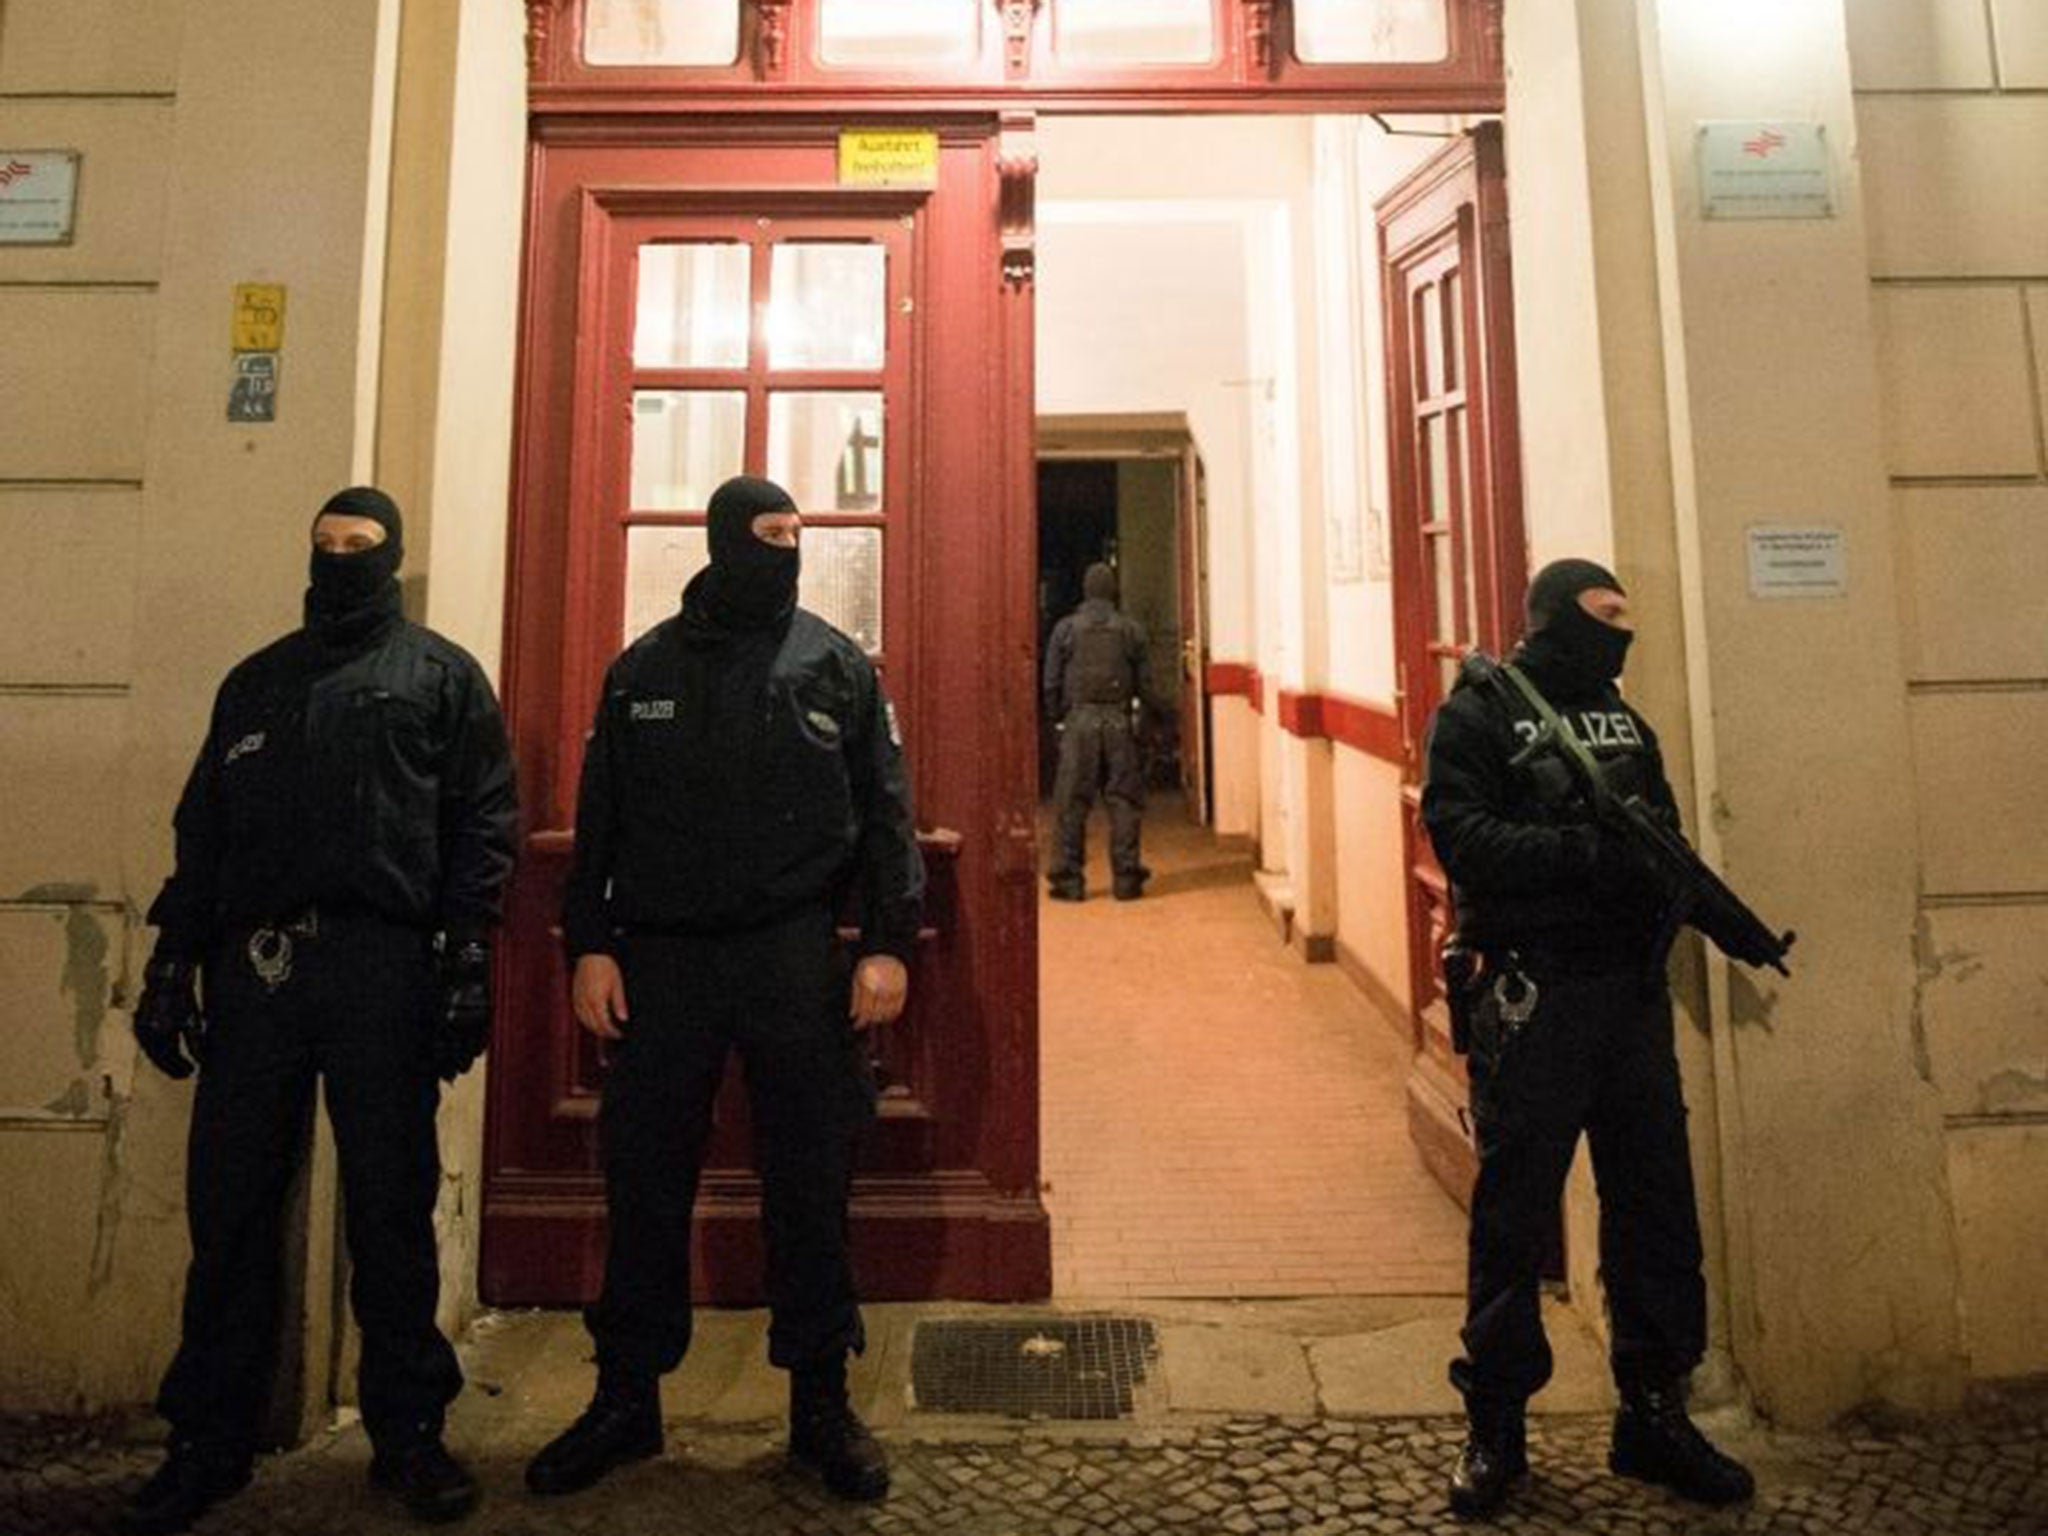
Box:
[0,151,80,244]
[1697,122,1832,220]
[1748,525,1846,599]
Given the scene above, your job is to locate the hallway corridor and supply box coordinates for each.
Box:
[1039,809,1468,1299]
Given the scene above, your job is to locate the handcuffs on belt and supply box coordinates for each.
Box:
[247,911,320,992]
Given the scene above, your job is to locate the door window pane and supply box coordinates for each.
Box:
[818,0,979,66]
[768,244,887,371]
[630,391,745,510]
[1424,413,1450,520]
[1441,269,1463,392]
[1420,279,1445,400]
[1430,531,1456,642]
[1294,0,1449,64]
[768,392,885,511]
[1410,283,1433,400]
[1054,0,1215,64]
[800,527,884,653]
[583,0,740,66]
[623,525,709,643]
[634,244,750,368]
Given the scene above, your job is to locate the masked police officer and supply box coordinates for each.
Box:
[1421,559,1754,1520]
[1043,561,1149,902]
[527,475,923,1505]
[121,487,517,1534]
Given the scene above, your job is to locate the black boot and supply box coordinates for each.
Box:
[370,1431,480,1524]
[115,1440,252,1536]
[790,1360,889,1502]
[1448,1396,1527,1520]
[1610,1381,1755,1505]
[1112,870,1149,901]
[524,1378,663,1496]
[1048,877,1086,903]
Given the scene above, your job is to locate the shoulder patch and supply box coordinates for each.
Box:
[629,698,676,722]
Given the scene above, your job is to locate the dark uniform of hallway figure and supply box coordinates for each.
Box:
[526,476,923,1505]
[1043,561,1150,901]
[1421,559,1754,1521]
[120,488,518,1536]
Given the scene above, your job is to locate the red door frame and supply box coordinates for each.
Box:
[487,1,1514,1307]
[1379,123,1526,1206]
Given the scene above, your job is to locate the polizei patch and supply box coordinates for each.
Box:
[629,698,677,721]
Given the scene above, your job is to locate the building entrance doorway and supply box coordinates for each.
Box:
[1028,114,1503,1299]
[488,0,1515,1309]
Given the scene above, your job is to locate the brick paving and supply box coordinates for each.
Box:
[1041,813,1467,1299]
[8,1400,2043,1536]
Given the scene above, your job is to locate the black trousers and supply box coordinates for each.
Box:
[1452,964,1707,1405]
[156,915,459,1454]
[584,905,875,1380]
[1049,704,1144,884]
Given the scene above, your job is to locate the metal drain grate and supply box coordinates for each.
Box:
[909,1316,1158,1420]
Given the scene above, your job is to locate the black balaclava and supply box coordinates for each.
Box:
[305,485,403,650]
[698,475,800,631]
[1082,562,1118,604]
[1514,557,1632,696]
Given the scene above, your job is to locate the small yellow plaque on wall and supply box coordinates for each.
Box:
[838,130,938,188]
[232,283,286,352]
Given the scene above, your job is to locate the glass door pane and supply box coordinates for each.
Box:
[622,525,709,643]
[768,392,885,511]
[768,244,887,370]
[630,391,746,510]
[634,244,750,368]
[584,0,741,66]
[799,527,884,654]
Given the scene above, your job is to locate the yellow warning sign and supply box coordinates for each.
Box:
[838,130,939,189]
[232,283,286,353]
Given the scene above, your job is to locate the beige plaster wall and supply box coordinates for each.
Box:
[1331,749,1410,1017]
[0,0,410,1418]
[1629,0,1965,1423]
[1210,696,1261,838]
[1501,0,1753,1396]
[1848,0,2048,1385]
[370,0,527,1352]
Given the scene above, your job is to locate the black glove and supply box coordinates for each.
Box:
[433,933,493,1082]
[134,955,205,1080]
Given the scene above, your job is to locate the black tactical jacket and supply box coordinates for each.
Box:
[1421,661,1680,968]
[1043,598,1147,717]
[148,616,518,959]
[562,598,924,963]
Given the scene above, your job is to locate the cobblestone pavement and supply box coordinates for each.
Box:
[7,1403,2043,1536]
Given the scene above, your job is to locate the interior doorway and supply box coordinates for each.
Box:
[1031,114,1476,1300]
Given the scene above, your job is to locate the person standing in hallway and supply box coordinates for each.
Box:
[1421,559,1755,1521]
[527,475,923,1505]
[123,487,518,1534]
[1043,561,1150,901]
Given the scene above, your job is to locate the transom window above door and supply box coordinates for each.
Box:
[550,0,1488,102]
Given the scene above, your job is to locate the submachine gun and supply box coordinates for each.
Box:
[1463,652,1796,977]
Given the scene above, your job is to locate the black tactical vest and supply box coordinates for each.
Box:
[1069,610,1136,706]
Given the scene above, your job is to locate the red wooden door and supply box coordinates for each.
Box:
[484,123,1050,1305]
[1378,123,1526,1207]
